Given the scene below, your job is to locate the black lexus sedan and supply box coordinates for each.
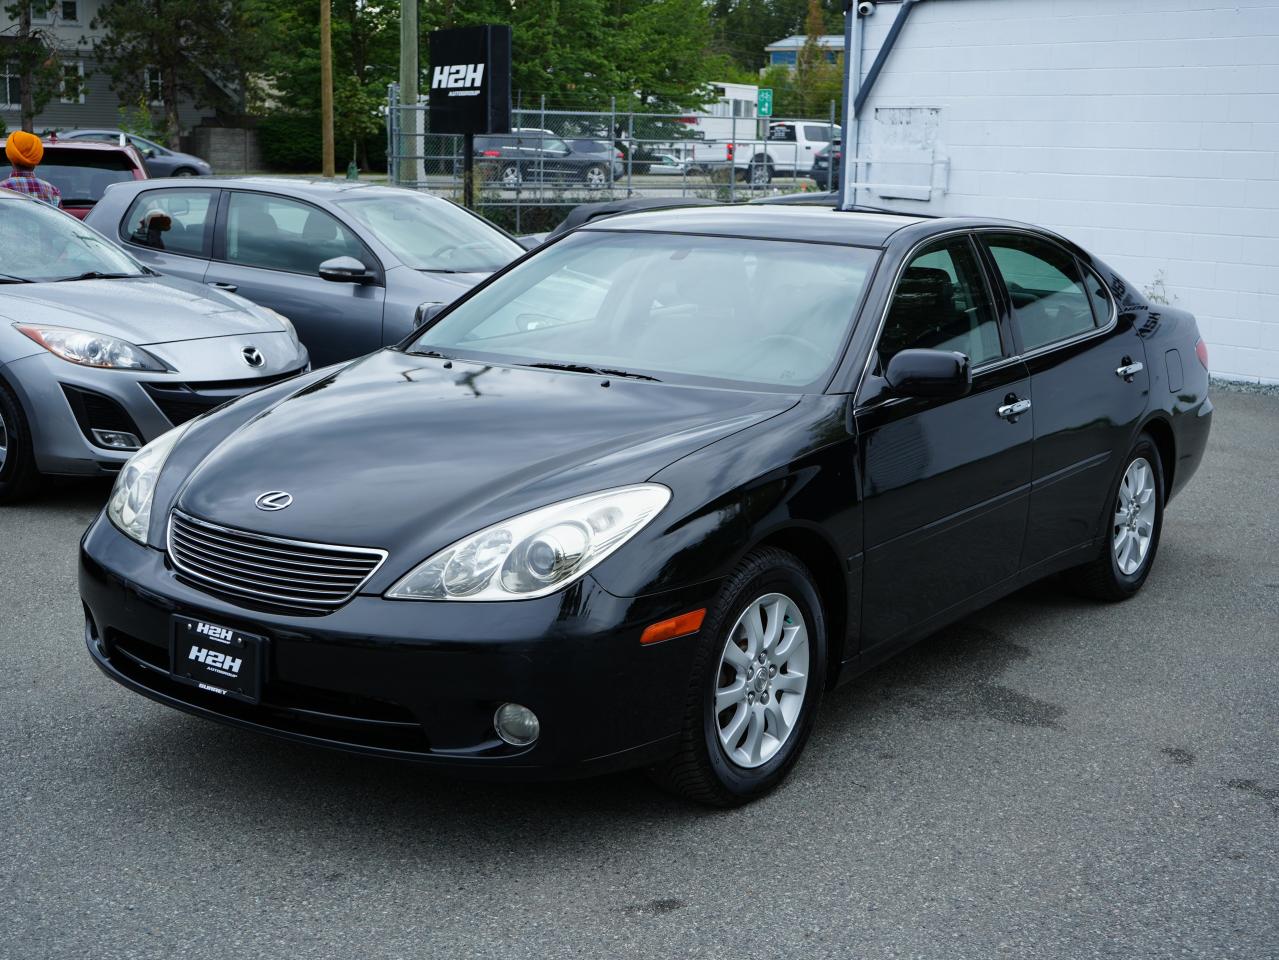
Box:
[80,205,1213,805]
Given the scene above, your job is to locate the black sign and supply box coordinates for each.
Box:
[428,25,512,136]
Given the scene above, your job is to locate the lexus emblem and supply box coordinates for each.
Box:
[242,346,265,367]
[255,491,293,511]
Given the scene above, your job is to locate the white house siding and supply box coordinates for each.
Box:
[853,0,1279,384]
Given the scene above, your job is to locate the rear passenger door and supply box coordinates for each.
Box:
[204,191,386,366]
[115,186,218,283]
[978,232,1150,569]
[857,234,1033,650]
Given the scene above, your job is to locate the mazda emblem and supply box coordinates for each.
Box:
[242,346,265,367]
[255,491,293,511]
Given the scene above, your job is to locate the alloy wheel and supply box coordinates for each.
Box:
[1113,456,1157,575]
[585,166,607,188]
[0,406,8,472]
[714,592,810,769]
[500,166,520,188]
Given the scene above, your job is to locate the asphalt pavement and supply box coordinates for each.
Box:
[2,387,1277,960]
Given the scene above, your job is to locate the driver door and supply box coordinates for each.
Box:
[856,234,1033,650]
[204,190,386,366]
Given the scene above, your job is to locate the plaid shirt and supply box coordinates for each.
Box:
[0,169,62,207]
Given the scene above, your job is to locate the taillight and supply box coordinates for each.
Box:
[615,150,623,159]
[1195,337,1209,369]
[726,143,734,161]
[481,149,501,157]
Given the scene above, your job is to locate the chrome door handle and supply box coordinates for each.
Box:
[1116,361,1144,380]
[997,398,1032,420]
[207,281,238,293]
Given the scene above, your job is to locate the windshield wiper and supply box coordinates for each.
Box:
[0,273,32,283]
[527,361,660,382]
[53,271,142,282]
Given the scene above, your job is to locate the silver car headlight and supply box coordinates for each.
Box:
[15,323,168,371]
[386,484,671,601]
[106,423,191,543]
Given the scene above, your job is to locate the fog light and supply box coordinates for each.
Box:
[92,429,141,450]
[494,702,540,746]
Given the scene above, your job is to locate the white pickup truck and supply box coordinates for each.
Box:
[688,121,837,184]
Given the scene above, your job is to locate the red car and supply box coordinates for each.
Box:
[0,137,147,219]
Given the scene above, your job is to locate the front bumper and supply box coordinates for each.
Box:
[7,340,305,476]
[80,514,718,777]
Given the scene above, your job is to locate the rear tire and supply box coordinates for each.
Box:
[0,380,40,504]
[648,547,827,806]
[1067,435,1165,601]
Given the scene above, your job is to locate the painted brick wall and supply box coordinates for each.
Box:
[854,0,1279,383]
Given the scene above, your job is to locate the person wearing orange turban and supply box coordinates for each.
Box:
[1,131,62,207]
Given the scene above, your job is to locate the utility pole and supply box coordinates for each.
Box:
[398,0,419,186]
[320,0,335,177]
[838,0,864,210]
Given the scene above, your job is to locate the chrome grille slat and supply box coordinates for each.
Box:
[167,548,357,594]
[169,531,371,582]
[168,511,387,610]
[169,521,377,566]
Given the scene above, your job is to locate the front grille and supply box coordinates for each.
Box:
[167,511,387,611]
[143,368,305,426]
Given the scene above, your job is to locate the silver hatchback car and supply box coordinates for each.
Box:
[0,190,308,502]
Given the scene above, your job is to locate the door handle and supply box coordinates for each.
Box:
[1115,360,1144,381]
[997,398,1032,421]
[207,281,238,293]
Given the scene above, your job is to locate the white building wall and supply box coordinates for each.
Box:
[854,0,1279,384]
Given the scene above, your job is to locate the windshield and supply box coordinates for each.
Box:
[335,194,522,273]
[409,230,878,391]
[0,199,145,282]
[28,149,137,205]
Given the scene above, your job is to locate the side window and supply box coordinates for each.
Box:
[984,234,1099,351]
[878,236,1003,370]
[225,192,369,275]
[122,188,216,257]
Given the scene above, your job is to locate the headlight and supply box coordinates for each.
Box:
[15,323,168,371]
[106,423,190,543]
[387,484,671,601]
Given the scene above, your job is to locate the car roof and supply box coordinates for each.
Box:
[0,137,135,155]
[101,176,456,202]
[580,203,931,247]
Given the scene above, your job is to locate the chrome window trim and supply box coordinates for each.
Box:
[167,510,388,609]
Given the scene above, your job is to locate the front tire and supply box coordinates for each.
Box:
[1068,435,1165,600]
[649,547,827,806]
[0,380,40,504]
[582,164,608,188]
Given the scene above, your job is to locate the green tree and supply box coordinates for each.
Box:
[92,0,262,144]
[1,0,65,132]
[792,0,840,118]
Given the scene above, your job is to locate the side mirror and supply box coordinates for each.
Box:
[319,256,373,284]
[884,348,972,399]
[143,147,156,158]
[414,302,446,328]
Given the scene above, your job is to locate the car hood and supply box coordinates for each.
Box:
[0,275,283,344]
[175,349,798,567]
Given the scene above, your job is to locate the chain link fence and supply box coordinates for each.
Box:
[385,84,848,234]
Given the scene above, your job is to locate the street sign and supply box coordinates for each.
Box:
[757,88,773,118]
[427,25,512,135]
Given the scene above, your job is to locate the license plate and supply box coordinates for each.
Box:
[170,616,264,704]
